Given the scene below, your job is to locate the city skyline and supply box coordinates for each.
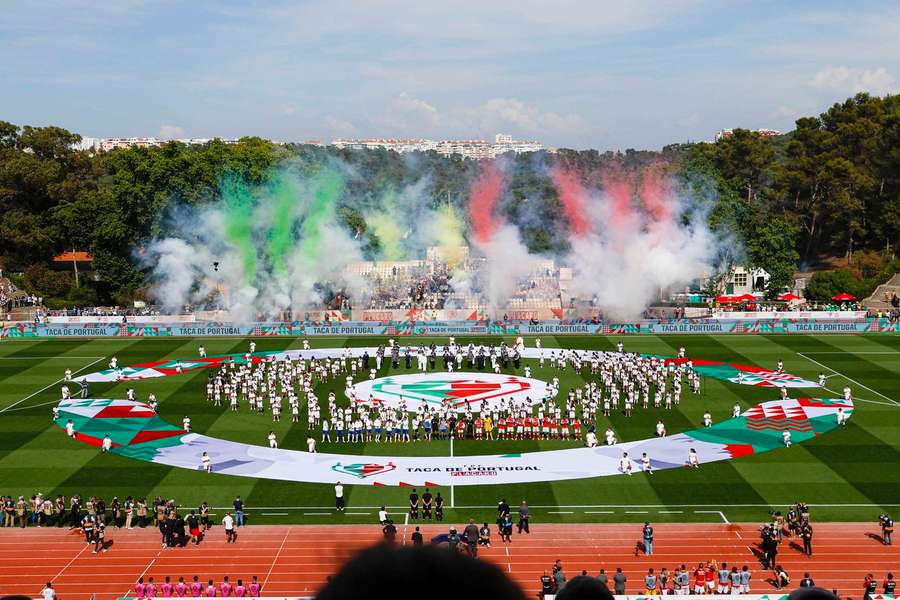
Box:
[3,1,899,149]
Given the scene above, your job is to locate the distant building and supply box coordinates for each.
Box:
[331,134,544,159]
[74,137,245,152]
[715,128,782,142]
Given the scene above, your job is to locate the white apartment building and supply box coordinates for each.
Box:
[331,134,544,159]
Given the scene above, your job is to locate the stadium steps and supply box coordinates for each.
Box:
[864,272,900,309]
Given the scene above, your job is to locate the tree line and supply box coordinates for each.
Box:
[0,92,898,307]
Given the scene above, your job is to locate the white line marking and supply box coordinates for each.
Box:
[548,511,574,514]
[695,510,730,524]
[402,512,409,546]
[346,512,370,515]
[658,510,683,513]
[505,545,512,573]
[0,356,105,413]
[51,542,91,583]
[798,352,899,407]
[263,528,290,589]
[261,512,288,516]
[584,511,614,514]
[302,512,330,516]
[122,549,162,597]
[211,502,900,510]
[625,511,649,514]
[0,356,106,359]
[801,352,899,354]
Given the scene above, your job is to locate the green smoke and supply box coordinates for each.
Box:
[266,173,299,277]
[298,167,344,265]
[221,175,258,283]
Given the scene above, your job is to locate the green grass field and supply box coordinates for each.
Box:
[2,334,899,526]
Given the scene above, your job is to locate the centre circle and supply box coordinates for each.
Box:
[347,371,552,413]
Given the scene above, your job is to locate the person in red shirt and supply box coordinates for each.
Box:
[456,418,466,440]
[516,417,525,440]
[573,418,582,440]
[561,417,569,440]
[542,417,550,440]
[693,564,707,594]
[474,417,483,440]
[497,418,506,440]
[551,418,559,439]
[705,562,717,594]
[506,416,514,439]
[884,573,896,595]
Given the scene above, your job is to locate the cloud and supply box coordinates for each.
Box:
[456,98,584,137]
[158,124,185,139]
[809,66,898,96]
[324,115,356,136]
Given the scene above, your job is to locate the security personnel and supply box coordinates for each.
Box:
[801,523,813,556]
[881,513,894,545]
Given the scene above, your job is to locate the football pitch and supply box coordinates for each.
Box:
[1,333,899,526]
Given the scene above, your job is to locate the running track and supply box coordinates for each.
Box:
[0,523,895,599]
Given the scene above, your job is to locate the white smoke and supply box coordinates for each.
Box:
[141,169,369,321]
[563,181,718,320]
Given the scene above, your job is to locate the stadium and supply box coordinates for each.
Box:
[4,4,900,600]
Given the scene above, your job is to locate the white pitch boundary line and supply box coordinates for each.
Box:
[505,545,512,573]
[262,512,288,516]
[0,356,106,413]
[695,510,730,524]
[801,351,899,354]
[798,352,900,407]
[548,511,574,514]
[262,528,291,590]
[584,511,614,514]
[210,502,900,510]
[0,356,106,359]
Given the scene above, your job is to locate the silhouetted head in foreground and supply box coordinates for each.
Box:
[556,576,615,600]
[788,588,839,600]
[315,544,525,600]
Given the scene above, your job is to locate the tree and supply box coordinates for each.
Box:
[744,214,800,298]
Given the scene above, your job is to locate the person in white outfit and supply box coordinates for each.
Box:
[619,452,633,475]
[268,431,278,448]
[782,430,791,447]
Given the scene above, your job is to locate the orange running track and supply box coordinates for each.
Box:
[0,523,896,599]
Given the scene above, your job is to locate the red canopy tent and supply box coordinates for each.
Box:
[716,295,738,303]
[739,293,757,302]
[779,293,803,302]
[832,292,856,301]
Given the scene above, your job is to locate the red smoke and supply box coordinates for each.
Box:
[601,167,636,229]
[551,164,591,237]
[468,162,504,244]
[638,162,673,224]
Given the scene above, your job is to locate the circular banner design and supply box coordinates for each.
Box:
[349,372,550,412]
[55,397,852,486]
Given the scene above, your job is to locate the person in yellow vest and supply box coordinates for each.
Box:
[484,415,494,440]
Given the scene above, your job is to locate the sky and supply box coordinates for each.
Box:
[2,0,899,150]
